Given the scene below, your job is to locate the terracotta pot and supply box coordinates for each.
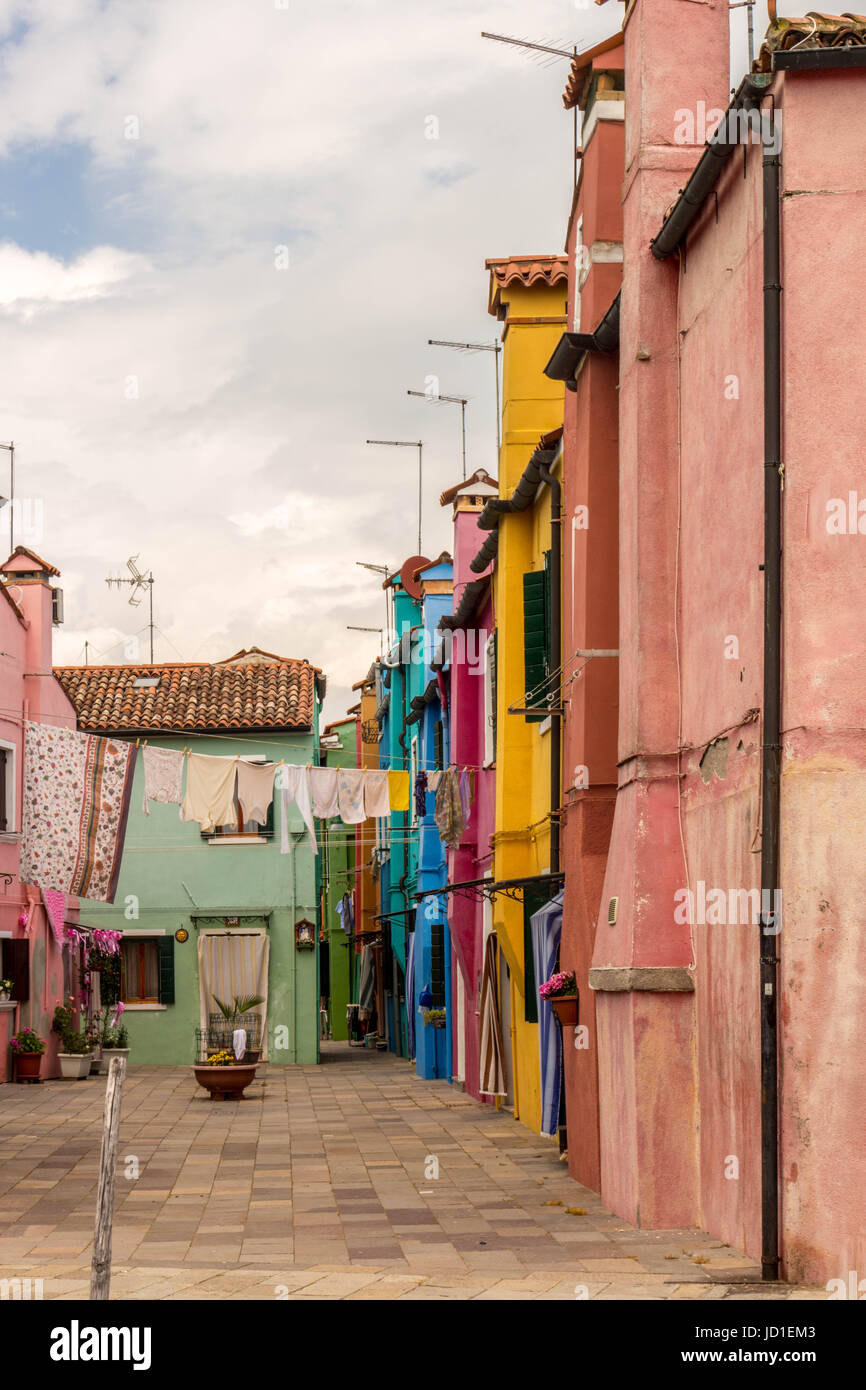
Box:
[193,1063,258,1101]
[549,994,579,1028]
[13,1051,43,1082]
[58,1052,94,1080]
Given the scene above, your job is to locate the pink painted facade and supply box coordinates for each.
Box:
[444,493,495,1102]
[0,548,79,1081]
[580,0,866,1284]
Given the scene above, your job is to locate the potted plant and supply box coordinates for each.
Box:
[212,994,264,1063]
[539,970,579,1028]
[421,1007,447,1029]
[52,1003,95,1079]
[193,1046,258,1101]
[0,978,12,1002]
[10,1027,46,1082]
[95,1004,131,1073]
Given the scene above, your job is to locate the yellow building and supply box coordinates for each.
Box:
[484,254,566,1134]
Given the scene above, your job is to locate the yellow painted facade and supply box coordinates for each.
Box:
[488,264,565,1135]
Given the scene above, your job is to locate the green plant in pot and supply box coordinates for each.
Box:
[52,1001,95,1080]
[213,994,264,1062]
[0,977,13,1001]
[10,1027,46,1081]
[95,1004,131,1074]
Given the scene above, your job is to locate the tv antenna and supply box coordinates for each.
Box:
[105,555,155,663]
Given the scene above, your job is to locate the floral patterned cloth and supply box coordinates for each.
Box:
[19,721,137,904]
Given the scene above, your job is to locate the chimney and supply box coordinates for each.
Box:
[0,546,62,674]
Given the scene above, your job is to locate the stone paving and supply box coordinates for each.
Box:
[0,1045,827,1301]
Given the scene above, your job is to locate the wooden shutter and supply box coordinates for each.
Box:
[523,569,547,723]
[0,748,7,833]
[433,720,444,771]
[430,915,446,1007]
[157,936,175,1005]
[523,882,553,1023]
[2,939,29,1002]
[490,629,498,762]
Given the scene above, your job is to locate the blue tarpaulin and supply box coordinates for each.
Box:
[530,890,564,1137]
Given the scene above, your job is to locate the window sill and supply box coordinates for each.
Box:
[0,832,19,844]
[207,835,268,846]
[122,1002,166,1011]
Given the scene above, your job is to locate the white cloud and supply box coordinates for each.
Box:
[0,241,147,316]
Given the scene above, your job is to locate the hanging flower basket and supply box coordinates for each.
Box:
[539,971,579,1028]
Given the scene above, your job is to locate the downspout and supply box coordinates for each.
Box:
[759,120,782,1283]
[538,461,562,875]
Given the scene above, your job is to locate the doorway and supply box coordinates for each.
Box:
[198,929,270,1059]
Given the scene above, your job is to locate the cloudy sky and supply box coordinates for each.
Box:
[0,0,765,726]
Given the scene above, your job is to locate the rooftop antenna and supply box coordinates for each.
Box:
[366,440,424,553]
[356,561,393,635]
[729,0,757,70]
[407,390,469,480]
[428,340,502,458]
[105,555,155,663]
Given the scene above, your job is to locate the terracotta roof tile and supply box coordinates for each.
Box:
[440,469,499,507]
[1,545,61,577]
[54,652,319,734]
[755,11,866,70]
[485,254,568,291]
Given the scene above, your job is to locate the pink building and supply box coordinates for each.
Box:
[439,473,498,1101]
[0,547,79,1081]
[580,2,866,1284]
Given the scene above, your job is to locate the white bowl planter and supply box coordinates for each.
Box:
[98,1047,130,1074]
[58,1052,94,1080]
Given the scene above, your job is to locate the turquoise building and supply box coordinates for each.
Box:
[54,647,325,1066]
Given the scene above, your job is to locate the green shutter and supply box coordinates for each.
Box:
[157,936,175,1005]
[523,568,548,723]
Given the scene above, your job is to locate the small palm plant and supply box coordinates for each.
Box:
[213,993,265,1023]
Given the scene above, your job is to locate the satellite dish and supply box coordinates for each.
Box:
[399,555,431,600]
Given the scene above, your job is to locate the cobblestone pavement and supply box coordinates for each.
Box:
[0,1046,828,1301]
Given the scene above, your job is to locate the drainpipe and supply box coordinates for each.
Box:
[538,462,562,875]
[760,121,782,1283]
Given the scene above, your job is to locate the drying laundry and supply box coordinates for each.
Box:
[337,768,366,824]
[277,764,317,854]
[433,768,464,848]
[414,771,428,818]
[427,770,442,792]
[336,892,355,935]
[141,745,185,815]
[181,753,238,834]
[387,770,410,812]
[309,765,340,818]
[459,767,473,827]
[42,887,66,952]
[19,721,137,904]
[237,760,276,825]
[363,769,390,818]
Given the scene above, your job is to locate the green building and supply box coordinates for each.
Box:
[318,716,358,1042]
[54,647,325,1066]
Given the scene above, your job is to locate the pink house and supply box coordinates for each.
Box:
[439,473,498,1101]
[582,1,866,1284]
[0,547,79,1081]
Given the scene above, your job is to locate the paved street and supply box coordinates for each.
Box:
[0,1046,827,1301]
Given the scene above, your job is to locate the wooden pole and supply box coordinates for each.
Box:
[90,1055,126,1301]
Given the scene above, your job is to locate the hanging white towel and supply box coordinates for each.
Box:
[181,753,238,834]
[277,764,317,855]
[309,765,340,818]
[232,1028,247,1061]
[337,768,366,824]
[237,760,276,825]
[142,746,184,815]
[363,769,390,818]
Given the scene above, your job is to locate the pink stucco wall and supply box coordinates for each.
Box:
[446,500,495,1101]
[0,560,79,1082]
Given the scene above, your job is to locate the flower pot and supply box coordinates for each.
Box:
[0,991,9,1002]
[193,1063,258,1101]
[13,1052,43,1082]
[549,994,579,1028]
[99,1047,130,1074]
[90,1051,102,1075]
[58,1052,94,1080]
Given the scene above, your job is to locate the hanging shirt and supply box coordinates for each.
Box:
[142,745,184,815]
[427,770,442,793]
[337,768,366,824]
[459,767,472,828]
[387,770,410,813]
[181,753,238,834]
[309,765,340,818]
[336,892,355,935]
[414,772,428,818]
[363,770,390,819]
[236,760,276,826]
[277,764,317,855]
[434,768,464,848]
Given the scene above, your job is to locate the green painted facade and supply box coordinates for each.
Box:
[320,720,357,1041]
[83,730,320,1066]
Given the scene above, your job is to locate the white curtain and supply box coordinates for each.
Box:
[198,930,270,1059]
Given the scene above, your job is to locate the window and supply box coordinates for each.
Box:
[121,938,160,1003]
[410,735,419,825]
[0,741,15,833]
[522,555,551,724]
